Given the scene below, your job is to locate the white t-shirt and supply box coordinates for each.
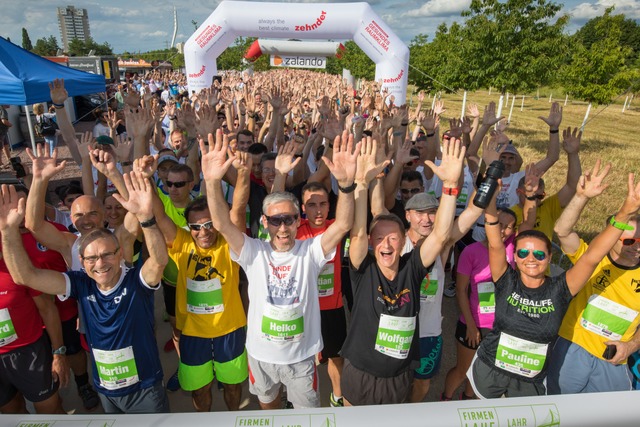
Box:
[401,239,444,337]
[92,122,110,138]
[231,235,334,364]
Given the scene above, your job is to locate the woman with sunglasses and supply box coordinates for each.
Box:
[468,171,640,398]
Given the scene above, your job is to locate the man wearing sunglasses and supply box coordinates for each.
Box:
[1,172,170,414]
[205,130,375,409]
[146,151,251,412]
[548,161,640,395]
[510,127,582,241]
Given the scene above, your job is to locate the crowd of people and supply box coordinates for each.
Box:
[1,67,640,415]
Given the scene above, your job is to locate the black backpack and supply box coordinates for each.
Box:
[36,115,58,137]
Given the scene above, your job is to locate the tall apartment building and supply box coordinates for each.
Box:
[57,5,91,51]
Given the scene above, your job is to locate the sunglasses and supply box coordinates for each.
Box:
[188,221,214,231]
[620,237,640,246]
[166,180,191,188]
[400,188,421,195]
[516,249,547,261]
[265,214,298,227]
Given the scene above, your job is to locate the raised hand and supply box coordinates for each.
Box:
[395,139,418,165]
[89,148,118,177]
[48,79,68,106]
[539,102,562,129]
[27,145,66,181]
[274,140,301,175]
[133,154,158,180]
[232,150,253,174]
[466,103,480,118]
[482,102,503,127]
[107,110,123,131]
[112,172,154,220]
[78,131,94,162]
[123,90,141,109]
[523,163,543,195]
[125,107,154,140]
[420,109,439,132]
[200,129,236,182]
[0,185,25,231]
[112,136,133,163]
[481,135,506,166]
[619,173,640,216]
[194,103,219,138]
[322,131,359,186]
[176,103,197,135]
[426,138,466,188]
[562,127,582,155]
[433,100,446,116]
[448,118,463,139]
[353,135,391,185]
[576,159,611,200]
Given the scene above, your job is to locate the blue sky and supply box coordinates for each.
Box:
[3,0,639,54]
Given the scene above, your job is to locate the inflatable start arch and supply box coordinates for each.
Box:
[184,1,410,103]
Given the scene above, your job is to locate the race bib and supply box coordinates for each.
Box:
[375,314,416,360]
[420,269,438,303]
[93,346,139,390]
[186,277,224,314]
[477,281,496,315]
[317,263,335,297]
[261,305,304,342]
[580,295,639,341]
[0,308,18,347]
[495,332,547,378]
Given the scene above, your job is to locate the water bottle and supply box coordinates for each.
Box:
[473,160,505,209]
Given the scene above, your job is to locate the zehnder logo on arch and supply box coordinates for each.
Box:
[295,10,327,31]
[188,65,206,78]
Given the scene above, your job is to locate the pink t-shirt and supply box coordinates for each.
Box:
[456,238,515,328]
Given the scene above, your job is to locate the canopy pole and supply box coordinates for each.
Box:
[23,106,37,152]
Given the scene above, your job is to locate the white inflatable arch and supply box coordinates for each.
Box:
[184,1,410,103]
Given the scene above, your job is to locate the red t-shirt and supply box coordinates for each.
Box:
[296,219,343,310]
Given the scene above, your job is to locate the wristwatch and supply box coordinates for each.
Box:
[53,345,67,355]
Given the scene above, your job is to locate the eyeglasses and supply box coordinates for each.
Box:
[82,248,120,265]
[516,249,547,261]
[188,221,214,231]
[400,188,421,195]
[620,237,640,246]
[529,192,546,200]
[166,180,191,188]
[265,214,298,227]
[262,168,276,175]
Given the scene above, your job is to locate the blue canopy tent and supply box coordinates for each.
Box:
[0,37,106,150]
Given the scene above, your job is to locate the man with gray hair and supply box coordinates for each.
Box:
[204,130,386,409]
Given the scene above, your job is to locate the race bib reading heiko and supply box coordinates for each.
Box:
[261,304,304,342]
[375,314,416,360]
[186,277,224,314]
[93,346,139,390]
[495,332,547,378]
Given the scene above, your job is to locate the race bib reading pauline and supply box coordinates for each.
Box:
[317,263,335,297]
[580,295,639,341]
[375,314,416,360]
[261,304,304,342]
[0,308,17,347]
[477,281,496,315]
[186,277,224,314]
[495,332,548,378]
[419,269,438,303]
[93,346,139,390]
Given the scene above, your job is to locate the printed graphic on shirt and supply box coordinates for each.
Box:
[506,292,555,319]
[185,252,226,314]
[267,262,299,306]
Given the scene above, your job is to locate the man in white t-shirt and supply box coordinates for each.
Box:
[205,130,373,409]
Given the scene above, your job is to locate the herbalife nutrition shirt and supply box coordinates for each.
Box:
[232,235,334,364]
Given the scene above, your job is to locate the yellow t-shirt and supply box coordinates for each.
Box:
[559,239,640,361]
[169,228,246,338]
[512,193,562,241]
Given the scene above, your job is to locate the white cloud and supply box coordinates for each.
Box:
[403,0,471,18]
[569,0,640,20]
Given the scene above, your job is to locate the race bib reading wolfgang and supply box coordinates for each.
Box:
[261,305,304,342]
[375,314,416,360]
[580,295,639,341]
[317,263,335,297]
[477,282,496,315]
[420,269,438,303]
[0,309,17,347]
[186,277,224,314]
[495,332,547,378]
[93,346,139,390]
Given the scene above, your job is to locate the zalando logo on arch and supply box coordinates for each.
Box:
[295,10,327,31]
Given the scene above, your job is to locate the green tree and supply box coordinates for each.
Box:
[217,37,269,72]
[33,35,60,56]
[460,0,569,94]
[561,7,637,105]
[574,12,640,63]
[21,28,33,51]
[68,37,113,56]
[326,41,375,80]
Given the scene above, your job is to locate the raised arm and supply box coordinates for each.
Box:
[203,131,245,256]
[48,79,82,165]
[24,146,75,256]
[272,140,301,193]
[556,127,582,208]
[112,172,168,286]
[420,138,465,267]
[230,151,252,232]
[518,164,542,233]
[554,159,611,256]
[0,185,68,295]
[534,102,562,174]
[566,173,640,295]
[484,185,508,282]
